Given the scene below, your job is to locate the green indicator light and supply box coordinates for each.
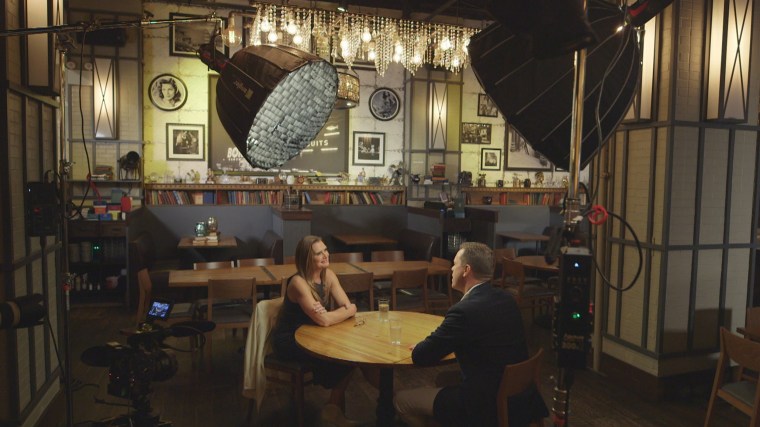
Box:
[571,312,581,320]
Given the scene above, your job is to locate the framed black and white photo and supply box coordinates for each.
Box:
[167,123,205,161]
[170,13,226,57]
[462,122,492,144]
[353,132,385,166]
[481,148,502,171]
[369,88,400,121]
[148,74,187,111]
[477,93,499,117]
[505,127,552,171]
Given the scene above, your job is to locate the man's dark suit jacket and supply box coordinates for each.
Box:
[412,282,548,427]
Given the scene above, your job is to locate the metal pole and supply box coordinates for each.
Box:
[564,46,587,227]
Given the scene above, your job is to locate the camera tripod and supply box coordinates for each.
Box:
[91,394,172,427]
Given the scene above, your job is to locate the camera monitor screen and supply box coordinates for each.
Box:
[146,298,174,321]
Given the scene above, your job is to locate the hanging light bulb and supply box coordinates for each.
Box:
[368,49,376,60]
[440,36,452,51]
[394,42,403,55]
[451,56,461,68]
[361,26,372,43]
[260,17,271,33]
[412,52,422,64]
[340,37,350,52]
[293,32,303,45]
[267,30,278,43]
[222,16,242,47]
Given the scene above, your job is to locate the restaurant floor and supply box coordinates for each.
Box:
[57,306,746,427]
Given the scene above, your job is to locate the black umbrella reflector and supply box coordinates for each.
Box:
[469,0,640,170]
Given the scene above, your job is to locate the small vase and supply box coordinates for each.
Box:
[207,216,218,233]
[195,221,207,237]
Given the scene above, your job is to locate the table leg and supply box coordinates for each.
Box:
[376,367,395,427]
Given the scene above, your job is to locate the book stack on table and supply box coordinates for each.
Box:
[192,236,207,246]
[206,232,219,246]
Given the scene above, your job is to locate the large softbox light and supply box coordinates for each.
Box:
[201,44,337,170]
[469,0,640,170]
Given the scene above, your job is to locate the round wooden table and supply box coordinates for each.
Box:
[295,311,454,426]
[515,255,559,273]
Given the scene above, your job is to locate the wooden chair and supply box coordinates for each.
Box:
[492,248,517,287]
[204,278,255,370]
[704,327,760,427]
[330,252,364,263]
[390,268,429,312]
[371,250,405,262]
[500,258,555,322]
[134,268,195,326]
[427,257,454,313]
[194,260,234,270]
[738,307,760,381]
[337,272,374,311]
[244,281,313,427]
[497,348,546,427]
[237,257,275,267]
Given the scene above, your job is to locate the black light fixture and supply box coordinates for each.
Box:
[469,0,640,170]
[335,70,360,109]
[337,0,349,13]
[200,43,338,170]
[118,151,141,180]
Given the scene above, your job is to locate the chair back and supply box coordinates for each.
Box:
[330,252,364,263]
[390,268,428,311]
[746,307,760,338]
[194,261,234,270]
[136,268,153,325]
[371,250,405,262]
[237,257,275,267]
[260,230,283,264]
[501,258,526,298]
[337,272,375,311]
[705,327,760,426]
[243,296,285,412]
[207,278,255,325]
[283,255,296,264]
[497,348,545,427]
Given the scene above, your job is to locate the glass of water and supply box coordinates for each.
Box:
[389,319,402,345]
[378,297,390,322]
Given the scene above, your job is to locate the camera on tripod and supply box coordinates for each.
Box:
[81,299,214,427]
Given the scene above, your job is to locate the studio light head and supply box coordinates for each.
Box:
[0,294,46,329]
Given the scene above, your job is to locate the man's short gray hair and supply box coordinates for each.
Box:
[459,242,493,281]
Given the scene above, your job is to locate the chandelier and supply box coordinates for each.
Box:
[227,3,480,76]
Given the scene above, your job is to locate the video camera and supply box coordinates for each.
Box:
[81,299,214,427]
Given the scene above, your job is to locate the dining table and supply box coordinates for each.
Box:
[497,231,550,253]
[295,311,455,427]
[351,260,451,280]
[167,262,364,289]
[514,255,560,273]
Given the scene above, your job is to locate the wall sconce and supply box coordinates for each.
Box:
[93,58,115,139]
[335,70,359,109]
[705,0,754,122]
[428,81,448,150]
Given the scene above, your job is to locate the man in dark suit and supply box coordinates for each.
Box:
[394,242,548,427]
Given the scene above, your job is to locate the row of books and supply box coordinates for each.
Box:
[301,191,404,205]
[460,192,563,205]
[145,190,282,205]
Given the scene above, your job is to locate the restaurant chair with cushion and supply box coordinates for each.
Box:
[329,252,364,263]
[704,327,760,427]
[244,281,313,427]
[492,248,517,287]
[194,260,235,270]
[237,257,275,267]
[427,257,454,313]
[500,258,555,324]
[204,278,256,371]
[390,268,429,312]
[134,268,196,326]
[336,272,374,311]
[737,307,760,382]
[497,348,547,427]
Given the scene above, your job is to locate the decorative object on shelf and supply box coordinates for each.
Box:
[562,177,570,188]
[462,122,492,144]
[369,88,400,121]
[482,196,493,205]
[523,179,532,188]
[118,151,141,180]
[477,93,499,117]
[410,174,420,184]
[206,169,215,183]
[505,127,553,171]
[167,123,205,161]
[534,172,545,187]
[497,180,504,187]
[148,73,187,111]
[195,221,207,237]
[477,174,487,187]
[206,217,218,233]
[512,173,521,187]
[170,13,227,57]
[480,148,502,171]
[357,168,366,184]
[457,171,472,186]
[335,70,360,109]
[353,131,385,166]
[246,3,478,75]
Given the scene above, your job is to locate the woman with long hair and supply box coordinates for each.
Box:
[271,235,359,426]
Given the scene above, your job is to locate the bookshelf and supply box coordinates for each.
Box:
[143,184,405,206]
[460,187,566,206]
[298,185,405,206]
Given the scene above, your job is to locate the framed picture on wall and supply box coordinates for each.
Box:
[353,132,385,166]
[369,88,400,121]
[462,122,492,144]
[477,93,499,117]
[148,74,187,111]
[170,13,226,57]
[481,148,502,170]
[505,127,553,171]
[167,123,205,161]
